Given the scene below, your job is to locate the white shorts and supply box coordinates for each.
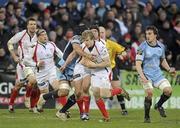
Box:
[36,66,57,90]
[142,78,171,91]
[73,63,91,81]
[16,63,35,83]
[156,79,171,91]
[91,69,112,89]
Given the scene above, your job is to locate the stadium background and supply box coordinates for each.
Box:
[0,0,180,109]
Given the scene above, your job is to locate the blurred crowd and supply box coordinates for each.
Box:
[0,0,179,71]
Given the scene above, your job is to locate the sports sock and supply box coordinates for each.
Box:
[96,98,109,119]
[43,90,59,100]
[111,88,122,96]
[60,94,76,113]
[9,88,19,105]
[25,85,32,97]
[58,96,67,106]
[30,88,40,108]
[117,95,126,110]
[83,96,90,113]
[157,93,171,107]
[76,98,83,114]
[144,97,152,118]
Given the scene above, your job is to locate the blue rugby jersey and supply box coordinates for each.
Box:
[136,41,166,84]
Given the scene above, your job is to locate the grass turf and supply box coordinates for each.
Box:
[0,109,180,128]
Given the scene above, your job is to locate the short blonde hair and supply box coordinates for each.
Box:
[82,30,95,41]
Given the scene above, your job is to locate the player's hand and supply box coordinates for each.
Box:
[37,61,45,67]
[13,55,20,63]
[87,54,97,62]
[80,57,96,68]
[168,67,176,77]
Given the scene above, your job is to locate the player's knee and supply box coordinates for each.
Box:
[58,89,68,96]
[15,82,22,89]
[146,89,153,98]
[28,76,36,86]
[83,87,89,94]
[163,87,172,96]
[55,81,70,96]
[75,91,82,99]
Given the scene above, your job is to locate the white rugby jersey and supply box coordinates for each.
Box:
[33,41,63,72]
[8,30,37,66]
[83,40,111,73]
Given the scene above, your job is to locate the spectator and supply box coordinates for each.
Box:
[47,0,60,16]
[24,0,39,18]
[56,28,74,52]
[66,0,81,25]
[15,7,26,29]
[0,45,14,70]
[95,0,109,22]
[81,6,99,27]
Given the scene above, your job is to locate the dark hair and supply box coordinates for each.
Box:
[26,17,36,26]
[89,24,100,36]
[145,25,159,36]
[74,24,88,35]
[90,25,99,32]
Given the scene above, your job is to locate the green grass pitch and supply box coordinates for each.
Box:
[0,109,180,128]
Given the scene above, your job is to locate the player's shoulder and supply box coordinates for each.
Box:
[157,41,165,49]
[15,29,27,36]
[71,35,81,41]
[138,41,147,49]
[70,35,82,45]
[47,41,55,46]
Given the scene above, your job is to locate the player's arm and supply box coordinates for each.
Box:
[80,45,111,68]
[135,44,148,83]
[160,44,176,76]
[72,43,94,61]
[80,56,110,68]
[161,58,176,76]
[59,50,77,72]
[95,56,111,68]
[112,40,126,59]
[7,32,24,63]
[135,60,148,83]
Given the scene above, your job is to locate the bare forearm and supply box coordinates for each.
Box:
[96,59,111,68]
[136,61,146,79]
[73,44,91,59]
[161,59,170,71]
[64,51,77,66]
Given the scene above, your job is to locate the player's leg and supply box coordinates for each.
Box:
[82,75,91,120]
[154,79,172,117]
[8,81,23,112]
[111,67,130,115]
[56,62,75,120]
[73,64,88,120]
[25,67,38,112]
[91,75,110,121]
[143,82,153,123]
[36,81,50,111]
[93,87,110,122]
[9,64,25,112]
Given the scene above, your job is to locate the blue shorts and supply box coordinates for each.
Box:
[56,59,75,81]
